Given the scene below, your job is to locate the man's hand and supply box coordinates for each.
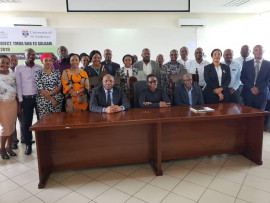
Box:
[218,93,224,101]
[112,105,123,112]
[143,102,152,105]
[213,87,223,95]
[229,88,235,94]
[159,101,170,108]
[251,87,259,95]
[104,106,114,113]
[18,102,22,114]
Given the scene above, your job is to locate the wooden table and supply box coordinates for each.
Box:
[30,103,266,189]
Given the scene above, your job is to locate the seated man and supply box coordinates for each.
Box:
[174,73,204,106]
[139,74,171,108]
[90,74,131,113]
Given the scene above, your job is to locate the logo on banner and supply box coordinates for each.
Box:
[22,30,29,38]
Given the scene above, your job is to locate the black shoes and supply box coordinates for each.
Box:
[25,145,32,155]
[21,140,35,144]
[11,143,18,149]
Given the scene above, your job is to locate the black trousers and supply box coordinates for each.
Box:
[21,97,40,146]
[12,112,25,144]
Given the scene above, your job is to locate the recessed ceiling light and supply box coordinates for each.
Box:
[0,0,22,3]
[224,0,250,7]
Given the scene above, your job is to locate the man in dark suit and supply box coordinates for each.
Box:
[241,45,270,110]
[174,74,204,106]
[100,49,120,76]
[90,74,131,113]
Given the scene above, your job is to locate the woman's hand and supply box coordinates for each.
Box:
[50,98,58,107]
[76,96,82,104]
[218,93,224,101]
[213,88,223,95]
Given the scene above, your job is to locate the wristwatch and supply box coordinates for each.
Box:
[76,91,79,94]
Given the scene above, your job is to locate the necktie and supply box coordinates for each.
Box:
[254,61,260,82]
[106,90,111,106]
[243,57,246,63]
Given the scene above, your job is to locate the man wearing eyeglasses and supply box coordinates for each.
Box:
[174,74,204,106]
[139,74,170,108]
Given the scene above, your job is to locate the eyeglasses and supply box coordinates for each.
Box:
[183,79,192,82]
[148,80,157,84]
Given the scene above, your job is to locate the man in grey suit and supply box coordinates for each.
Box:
[90,74,131,113]
[133,48,160,83]
[174,74,204,106]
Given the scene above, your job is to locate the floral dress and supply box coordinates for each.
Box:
[35,69,64,118]
[61,69,90,112]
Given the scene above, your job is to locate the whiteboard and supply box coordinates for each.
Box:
[56,28,197,66]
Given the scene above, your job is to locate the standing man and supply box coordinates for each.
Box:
[186,48,210,89]
[241,45,270,110]
[156,54,164,71]
[133,48,160,83]
[235,45,253,66]
[8,54,24,150]
[161,49,185,94]
[178,46,190,68]
[15,48,42,155]
[222,49,242,103]
[52,46,70,74]
[101,49,120,76]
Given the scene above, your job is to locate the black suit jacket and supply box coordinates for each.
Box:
[174,84,204,106]
[241,59,270,103]
[101,61,120,76]
[89,86,131,113]
[203,63,231,104]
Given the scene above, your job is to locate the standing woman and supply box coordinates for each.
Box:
[203,49,231,104]
[61,53,90,112]
[80,53,90,70]
[0,55,18,159]
[84,50,107,77]
[119,54,138,94]
[35,53,64,118]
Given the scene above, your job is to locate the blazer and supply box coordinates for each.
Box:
[133,60,161,83]
[241,59,270,101]
[89,86,131,113]
[174,84,204,106]
[100,61,120,76]
[203,63,231,104]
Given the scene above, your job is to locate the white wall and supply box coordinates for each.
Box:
[1,11,270,64]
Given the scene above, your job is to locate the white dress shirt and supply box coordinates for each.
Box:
[124,67,133,76]
[143,62,152,75]
[186,60,210,87]
[234,56,253,66]
[215,65,222,86]
[178,59,190,68]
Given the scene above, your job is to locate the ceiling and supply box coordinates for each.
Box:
[0,0,270,13]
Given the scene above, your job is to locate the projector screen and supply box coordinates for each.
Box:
[67,0,190,12]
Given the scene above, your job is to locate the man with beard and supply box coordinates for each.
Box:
[101,49,120,76]
[222,49,242,103]
[235,45,253,66]
[161,49,185,94]
[133,48,160,83]
[15,48,42,155]
[186,48,210,89]
[52,46,70,73]
[156,54,164,71]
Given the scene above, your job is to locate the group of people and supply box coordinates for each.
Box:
[0,44,270,159]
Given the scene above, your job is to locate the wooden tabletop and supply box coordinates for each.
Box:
[30,103,266,131]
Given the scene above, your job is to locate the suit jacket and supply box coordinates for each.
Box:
[101,61,120,76]
[203,63,231,104]
[133,60,161,84]
[89,86,131,113]
[241,59,270,101]
[174,84,204,106]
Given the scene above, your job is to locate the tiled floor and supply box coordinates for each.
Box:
[1,132,270,203]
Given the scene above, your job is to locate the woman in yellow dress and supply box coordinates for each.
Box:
[61,53,90,112]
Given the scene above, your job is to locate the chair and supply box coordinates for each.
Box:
[132,81,148,108]
[169,69,188,101]
[128,76,137,106]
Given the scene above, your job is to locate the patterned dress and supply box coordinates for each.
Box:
[161,61,185,94]
[35,69,64,118]
[61,69,90,112]
[119,66,138,94]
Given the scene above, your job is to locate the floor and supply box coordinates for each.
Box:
[1,130,270,203]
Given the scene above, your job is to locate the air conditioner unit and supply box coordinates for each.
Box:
[178,18,206,27]
[12,17,47,27]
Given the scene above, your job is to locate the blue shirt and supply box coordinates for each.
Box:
[222,61,242,90]
[102,88,125,113]
[184,86,193,105]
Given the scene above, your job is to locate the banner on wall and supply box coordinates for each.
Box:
[0,27,57,65]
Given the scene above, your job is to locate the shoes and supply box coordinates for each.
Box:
[11,143,18,149]
[25,145,32,155]
[5,149,17,156]
[21,140,35,144]
[1,153,10,159]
